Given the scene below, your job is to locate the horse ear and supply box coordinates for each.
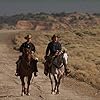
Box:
[62,47,67,53]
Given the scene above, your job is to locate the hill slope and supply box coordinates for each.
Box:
[0,30,100,100]
[13,27,100,90]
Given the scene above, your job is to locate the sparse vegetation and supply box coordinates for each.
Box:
[0,12,100,30]
[12,27,100,90]
[0,12,100,90]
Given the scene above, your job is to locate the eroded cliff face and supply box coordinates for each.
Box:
[15,12,100,31]
[16,20,33,30]
[0,12,100,31]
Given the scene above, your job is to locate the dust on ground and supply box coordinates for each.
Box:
[0,30,100,100]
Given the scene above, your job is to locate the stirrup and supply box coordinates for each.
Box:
[34,72,38,77]
[15,73,20,76]
[65,70,71,76]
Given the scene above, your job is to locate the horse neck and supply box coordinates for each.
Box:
[58,53,63,63]
[63,52,68,59]
[23,52,32,61]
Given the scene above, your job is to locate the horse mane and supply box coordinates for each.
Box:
[52,52,64,69]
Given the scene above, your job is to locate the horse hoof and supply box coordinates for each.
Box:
[21,92,24,96]
[51,91,56,95]
[26,93,30,96]
[56,91,60,95]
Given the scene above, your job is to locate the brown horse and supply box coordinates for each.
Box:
[18,48,37,96]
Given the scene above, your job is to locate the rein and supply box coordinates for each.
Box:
[22,48,33,65]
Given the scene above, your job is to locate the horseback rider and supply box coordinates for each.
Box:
[44,34,70,76]
[15,34,38,77]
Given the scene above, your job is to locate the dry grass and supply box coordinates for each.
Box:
[12,27,100,90]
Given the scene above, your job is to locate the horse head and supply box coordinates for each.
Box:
[23,48,32,62]
[52,51,64,69]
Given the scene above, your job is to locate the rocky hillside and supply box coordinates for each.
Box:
[13,27,100,90]
[0,12,100,30]
[1,12,100,90]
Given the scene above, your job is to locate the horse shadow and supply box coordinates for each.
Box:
[0,95,21,98]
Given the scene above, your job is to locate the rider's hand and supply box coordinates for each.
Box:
[44,55,48,60]
[55,50,59,55]
[31,51,34,54]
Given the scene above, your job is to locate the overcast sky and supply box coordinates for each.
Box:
[0,0,100,15]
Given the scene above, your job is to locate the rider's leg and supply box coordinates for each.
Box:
[31,58,38,77]
[44,61,49,76]
[44,55,52,76]
[15,56,22,76]
[35,59,38,77]
[63,59,71,75]
[64,65,71,75]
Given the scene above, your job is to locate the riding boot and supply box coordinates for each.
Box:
[44,61,49,76]
[15,63,20,76]
[65,68,71,76]
[35,60,38,72]
[32,59,38,77]
[64,64,71,76]
[15,56,22,76]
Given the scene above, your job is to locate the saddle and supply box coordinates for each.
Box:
[52,53,64,69]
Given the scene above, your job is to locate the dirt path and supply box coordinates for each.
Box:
[0,31,100,100]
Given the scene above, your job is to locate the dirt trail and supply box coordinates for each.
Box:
[0,31,100,100]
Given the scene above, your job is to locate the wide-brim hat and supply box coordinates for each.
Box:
[51,34,58,40]
[24,34,32,39]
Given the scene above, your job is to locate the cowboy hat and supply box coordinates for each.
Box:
[24,34,32,39]
[51,34,58,40]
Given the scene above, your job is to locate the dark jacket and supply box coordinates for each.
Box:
[19,42,35,53]
[46,41,62,56]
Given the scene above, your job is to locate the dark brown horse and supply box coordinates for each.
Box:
[18,48,37,96]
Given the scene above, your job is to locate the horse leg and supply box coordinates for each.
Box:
[49,73,56,94]
[20,77,26,96]
[53,74,58,93]
[26,75,32,96]
[56,75,62,94]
